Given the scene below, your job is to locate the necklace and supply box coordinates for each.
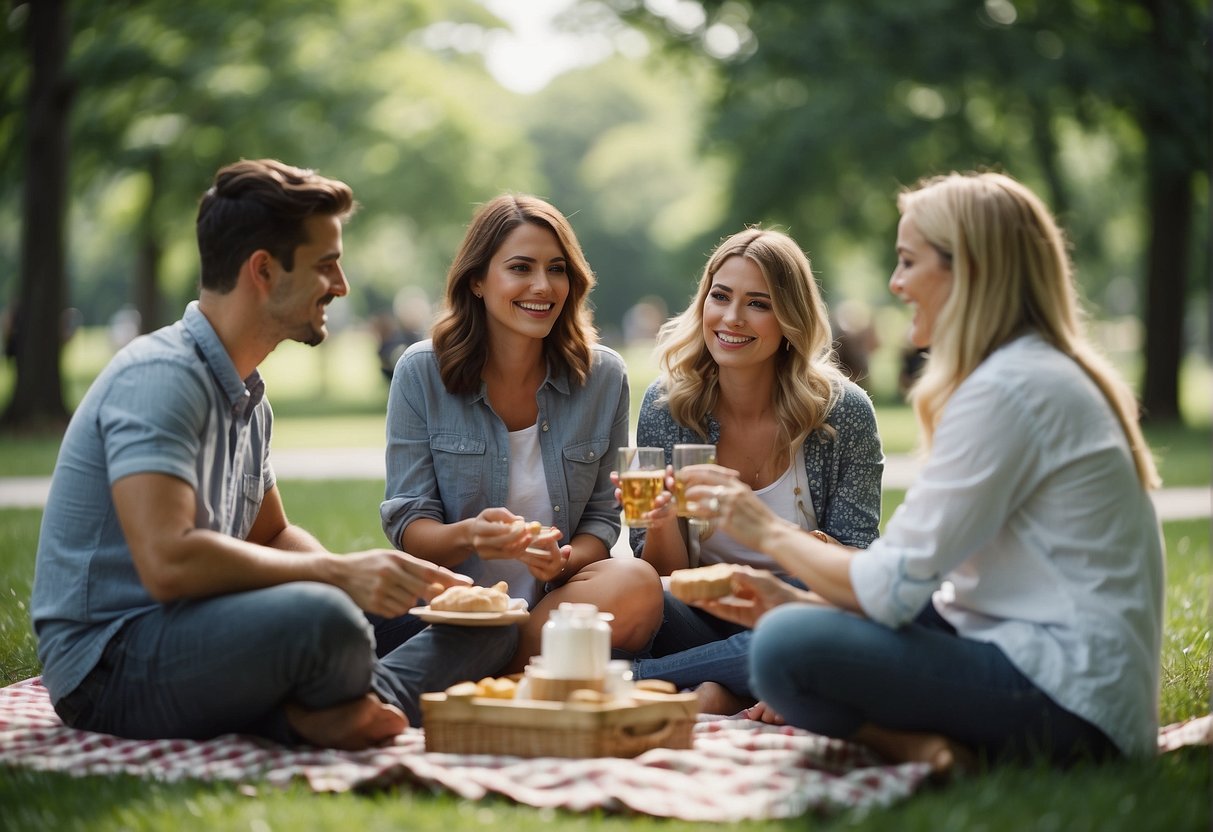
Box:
[720,417,782,488]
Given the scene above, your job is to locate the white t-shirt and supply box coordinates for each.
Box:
[850,334,1164,758]
[700,446,817,576]
[478,423,554,605]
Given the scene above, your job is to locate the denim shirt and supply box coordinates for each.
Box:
[630,378,884,557]
[381,341,630,592]
[31,302,274,704]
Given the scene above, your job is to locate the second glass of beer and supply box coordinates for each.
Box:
[672,444,717,516]
[617,447,665,527]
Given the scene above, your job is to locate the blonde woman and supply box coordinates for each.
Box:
[684,173,1163,770]
[628,227,884,713]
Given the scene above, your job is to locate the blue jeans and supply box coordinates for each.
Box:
[54,583,517,742]
[367,610,429,657]
[631,591,753,698]
[749,603,1117,764]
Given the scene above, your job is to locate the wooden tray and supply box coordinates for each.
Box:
[420,690,698,758]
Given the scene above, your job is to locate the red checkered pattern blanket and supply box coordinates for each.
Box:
[0,678,930,820]
[5,679,1206,820]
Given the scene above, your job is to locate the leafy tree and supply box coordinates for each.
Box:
[4,0,71,428]
[610,0,1209,422]
[0,0,538,427]
[521,55,728,334]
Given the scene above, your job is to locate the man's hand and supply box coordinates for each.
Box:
[336,549,472,618]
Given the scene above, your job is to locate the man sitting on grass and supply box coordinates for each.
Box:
[29,159,515,749]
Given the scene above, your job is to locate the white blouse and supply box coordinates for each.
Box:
[700,446,816,575]
[851,334,1164,758]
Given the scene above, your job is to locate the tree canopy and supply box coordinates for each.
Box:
[1,0,1207,427]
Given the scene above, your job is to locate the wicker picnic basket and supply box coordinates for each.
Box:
[420,690,698,758]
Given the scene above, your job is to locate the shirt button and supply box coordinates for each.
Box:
[588,451,595,459]
[459,444,465,451]
[541,422,549,432]
[554,505,561,513]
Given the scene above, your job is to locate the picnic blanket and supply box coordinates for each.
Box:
[3,679,1207,821]
[0,678,929,821]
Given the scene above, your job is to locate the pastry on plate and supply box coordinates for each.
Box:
[430,580,511,613]
[668,563,739,602]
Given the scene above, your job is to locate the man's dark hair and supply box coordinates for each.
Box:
[196,159,356,293]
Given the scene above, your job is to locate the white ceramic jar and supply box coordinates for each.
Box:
[540,602,612,680]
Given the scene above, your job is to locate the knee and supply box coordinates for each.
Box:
[558,558,662,649]
[597,558,664,630]
[749,605,839,701]
[268,583,374,656]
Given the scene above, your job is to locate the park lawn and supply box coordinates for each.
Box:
[0,407,1208,486]
[0,482,1208,831]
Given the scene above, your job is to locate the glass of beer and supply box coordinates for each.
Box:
[672,444,717,517]
[617,447,665,527]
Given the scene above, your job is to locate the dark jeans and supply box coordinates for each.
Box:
[749,603,1117,764]
[630,591,753,697]
[54,582,516,743]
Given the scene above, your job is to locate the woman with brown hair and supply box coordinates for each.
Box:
[378,194,662,671]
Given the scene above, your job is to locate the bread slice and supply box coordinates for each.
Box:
[668,563,739,602]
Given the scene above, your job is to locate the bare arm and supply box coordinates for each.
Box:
[246,484,326,552]
[114,472,470,616]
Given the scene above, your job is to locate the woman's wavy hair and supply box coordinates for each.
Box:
[900,171,1159,488]
[431,194,598,394]
[656,227,844,449]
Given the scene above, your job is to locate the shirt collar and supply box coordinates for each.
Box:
[182,301,266,413]
[472,358,570,402]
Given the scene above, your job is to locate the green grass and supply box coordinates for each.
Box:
[1,483,1208,830]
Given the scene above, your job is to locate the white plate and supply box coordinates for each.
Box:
[410,598,529,627]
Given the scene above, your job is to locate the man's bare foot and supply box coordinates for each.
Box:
[695,681,752,716]
[285,694,408,750]
[744,700,786,725]
[853,724,976,777]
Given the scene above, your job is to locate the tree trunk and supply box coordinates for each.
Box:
[3,0,72,430]
[1139,140,1190,424]
[135,149,162,334]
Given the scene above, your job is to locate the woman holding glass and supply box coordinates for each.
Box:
[379,194,663,672]
[684,172,1163,770]
[628,227,884,714]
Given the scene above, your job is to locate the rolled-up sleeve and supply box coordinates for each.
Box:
[851,378,1040,627]
[381,353,448,549]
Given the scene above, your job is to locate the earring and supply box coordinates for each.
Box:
[784,339,792,352]
[473,291,482,299]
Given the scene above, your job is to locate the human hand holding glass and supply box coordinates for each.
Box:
[672,444,716,566]
[617,447,666,528]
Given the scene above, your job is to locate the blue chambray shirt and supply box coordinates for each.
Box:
[31,302,275,704]
[381,340,629,602]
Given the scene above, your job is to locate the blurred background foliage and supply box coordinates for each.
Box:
[0,0,1208,426]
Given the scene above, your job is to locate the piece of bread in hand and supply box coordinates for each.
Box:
[511,519,544,536]
[430,580,511,613]
[668,563,739,602]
